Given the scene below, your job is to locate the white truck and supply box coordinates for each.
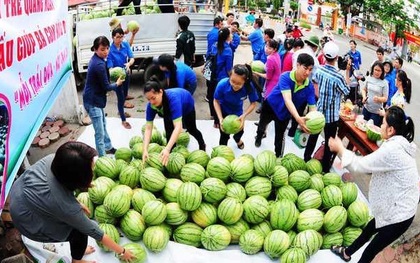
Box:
[70,0,216,87]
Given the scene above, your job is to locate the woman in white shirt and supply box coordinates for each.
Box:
[391,70,411,109]
[329,106,418,263]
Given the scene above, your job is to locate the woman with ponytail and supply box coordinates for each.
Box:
[142,77,206,165]
[213,64,260,148]
[329,105,418,263]
[390,70,411,108]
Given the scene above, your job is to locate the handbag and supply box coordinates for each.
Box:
[313,141,325,161]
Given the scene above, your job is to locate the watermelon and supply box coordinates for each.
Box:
[129,159,143,171]
[309,173,325,192]
[115,159,128,175]
[129,136,143,149]
[76,192,94,219]
[347,200,370,227]
[342,226,363,246]
[230,156,254,183]
[115,147,132,163]
[176,131,190,147]
[321,185,343,208]
[163,202,187,226]
[142,200,167,225]
[118,243,147,263]
[110,67,126,82]
[162,178,183,202]
[97,223,120,252]
[254,150,277,177]
[211,145,235,162]
[297,189,322,211]
[191,202,218,228]
[132,188,156,212]
[103,189,131,217]
[145,152,164,172]
[177,182,202,211]
[296,208,324,232]
[251,60,266,73]
[217,197,243,224]
[245,176,272,198]
[172,145,190,159]
[280,248,307,263]
[241,153,254,161]
[239,229,264,255]
[200,177,227,203]
[140,167,167,192]
[131,143,144,159]
[225,219,250,244]
[306,158,323,175]
[305,111,326,134]
[166,152,185,175]
[225,182,247,202]
[156,222,173,237]
[287,230,297,244]
[322,232,344,249]
[94,205,117,224]
[201,225,231,251]
[281,153,307,173]
[120,209,146,241]
[150,129,163,145]
[271,165,289,187]
[173,222,203,247]
[94,156,119,179]
[180,162,206,183]
[288,170,311,193]
[119,165,140,188]
[293,229,323,256]
[242,195,270,224]
[322,172,342,187]
[270,199,299,232]
[323,206,348,233]
[263,230,290,259]
[221,115,242,134]
[276,185,298,203]
[187,150,210,168]
[341,182,358,207]
[206,157,231,182]
[142,226,170,252]
[112,185,134,198]
[148,143,163,154]
[251,220,273,238]
[366,124,382,141]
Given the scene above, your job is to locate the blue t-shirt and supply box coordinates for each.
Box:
[146,88,195,122]
[248,28,264,58]
[385,71,397,106]
[107,41,134,68]
[230,32,241,53]
[255,42,267,63]
[206,27,219,57]
[210,43,233,81]
[164,61,197,89]
[267,71,316,121]
[214,78,259,116]
[349,50,362,70]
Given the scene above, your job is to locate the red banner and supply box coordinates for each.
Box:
[404,31,420,46]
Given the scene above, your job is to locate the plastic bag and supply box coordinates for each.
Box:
[21,236,71,263]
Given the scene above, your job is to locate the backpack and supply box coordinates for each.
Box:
[202,53,217,83]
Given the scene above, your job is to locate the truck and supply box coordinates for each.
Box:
[69,0,217,88]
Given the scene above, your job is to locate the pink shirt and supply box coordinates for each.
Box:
[264,52,281,98]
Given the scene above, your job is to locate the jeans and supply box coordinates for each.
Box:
[84,104,113,157]
[362,107,383,127]
[116,78,130,121]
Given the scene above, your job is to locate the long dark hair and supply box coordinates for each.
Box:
[144,76,170,117]
[370,61,385,80]
[232,64,262,94]
[397,70,411,103]
[158,53,178,88]
[217,28,230,54]
[386,106,415,142]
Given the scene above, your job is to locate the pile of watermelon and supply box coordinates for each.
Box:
[78,127,370,263]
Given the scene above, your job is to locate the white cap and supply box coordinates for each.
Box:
[323,41,339,59]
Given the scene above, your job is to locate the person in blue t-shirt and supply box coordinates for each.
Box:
[107,28,135,129]
[348,40,362,76]
[214,64,260,148]
[157,53,197,94]
[143,78,206,165]
[230,21,241,61]
[241,18,264,60]
[206,17,223,57]
[254,53,317,157]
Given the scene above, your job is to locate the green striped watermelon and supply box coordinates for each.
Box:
[239,229,264,255]
[293,229,323,256]
[297,189,322,211]
[176,131,190,147]
[166,152,185,175]
[254,150,277,177]
[245,176,272,198]
[206,157,232,182]
[321,185,343,208]
[162,178,183,202]
[309,173,325,192]
[120,209,146,241]
[116,159,128,175]
[322,232,344,249]
[131,188,156,212]
[94,156,119,179]
[180,162,206,183]
[97,223,120,252]
[263,230,290,259]
[131,143,143,159]
[230,156,254,183]
[76,192,94,219]
[156,222,173,237]
[271,165,289,187]
[242,195,270,224]
[173,222,203,247]
[145,152,164,172]
[165,202,188,226]
[342,226,363,246]
[323,206,348,233]
[280,248,307,263]
[287,230,297,244]
[142,226,170,252]
[241,153,254,161]
[225,182,247,202]
[305,111,326,134]
[129,136,143,149]
[103,189,131,217]
[323,172,342,187]
[94,205,117,224]
[217,197,243,224]
[341,182,358,207]
[281,153,307,174]
[306,158,323,175]
[296,208,324,232]
[129,159,144,171]
[176,182,202,211]
[112,185,134,199]
[201,224,231,251]
[221,114,242,134]
[119,165,140,188]
[187,150,210,168]
[288,170,311,193]
[270,199,299,232]
[140,167,167,192]
[251,220,273,238]
[150,129,164,145]
[191,202,218,228]
[276,185,298,203]
[172,145,190,159]
[118,243,147,263]
[211,145,235,162]
[200,178,227,203]
[347,200,369,227]
[225,219,250,244]
[115,147,132,163]
[142,200,167,225]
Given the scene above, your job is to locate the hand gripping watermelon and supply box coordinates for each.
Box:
[127,20,140,32]
[109,67,126,82]
[118,243,147,263]
[251,60,266,73]
[305,111,326,134]
[366,124,382,141]
[222,115,242,134]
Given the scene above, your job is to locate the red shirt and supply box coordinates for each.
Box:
[292,28,303,39]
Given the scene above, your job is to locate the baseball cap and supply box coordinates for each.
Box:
[109,17,122,30]
[323,41,339,59]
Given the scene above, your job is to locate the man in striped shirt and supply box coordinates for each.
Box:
[303,41,351,173]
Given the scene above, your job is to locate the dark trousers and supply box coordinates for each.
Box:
[66,229,88,260]
[304,121,338,173]
[288,103,307,137]
[164,109,206,150]
[206,80,218,124]
[346,216,414,263]
[362,107,383,127]
[116,77,130,122]
[256,101,289,157]
[157,0,175,13]
[116,0,141,16]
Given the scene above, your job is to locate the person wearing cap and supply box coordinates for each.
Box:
[303,41,351,173]
[292,23,304,39]
[116,0,141,16]
[241,18,264,60]
[108,17,139,47]
[175,16,196,67]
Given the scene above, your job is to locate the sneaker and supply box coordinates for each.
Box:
[255,137,262,147]
[105,148,116,154]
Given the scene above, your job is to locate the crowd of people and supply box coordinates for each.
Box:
[8,9,418,263]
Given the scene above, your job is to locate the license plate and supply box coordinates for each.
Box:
[132,45,150,52]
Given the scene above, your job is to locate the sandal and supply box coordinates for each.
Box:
[126,95,134,100]
[124,102,135,108]
[124,112,131,118]
[122,121,132,129]
[236,141,244,150]
[331,246,351,262]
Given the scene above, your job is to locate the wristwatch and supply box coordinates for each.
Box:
[118,248,125,257]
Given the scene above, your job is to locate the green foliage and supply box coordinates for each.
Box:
[272,0,281,10]
[299,21,311,30]
[290,1,298,11]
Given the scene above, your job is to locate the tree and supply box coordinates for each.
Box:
[272,0,282,10]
